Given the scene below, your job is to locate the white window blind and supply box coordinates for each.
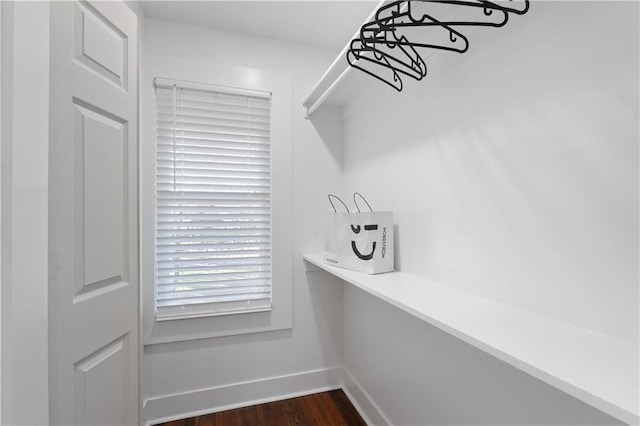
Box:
[153,78,272,320]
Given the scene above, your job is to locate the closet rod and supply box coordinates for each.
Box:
[304,0,390,117]
[306,66,351,118]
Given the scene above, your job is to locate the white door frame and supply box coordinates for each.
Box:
[0,1,50,425]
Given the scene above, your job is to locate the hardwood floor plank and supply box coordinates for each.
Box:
[302,395,336,426]
[292,395,321,426]
[328,390,367,426]
[267,399,291,425]
[254,404,267,425]
[194,413,215,426]
[155,390,365,426]
[282,397,302,425]
[313,392,343,426]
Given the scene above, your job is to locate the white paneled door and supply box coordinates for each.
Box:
[49,1,138,424]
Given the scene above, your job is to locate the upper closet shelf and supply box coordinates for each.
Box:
[303,253,639,425]
[303,0,387,120]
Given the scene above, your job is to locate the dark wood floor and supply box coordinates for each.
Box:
[156,389,366,426]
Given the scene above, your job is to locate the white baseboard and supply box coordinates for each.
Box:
[143,366,343,425]
[342,367,391,426]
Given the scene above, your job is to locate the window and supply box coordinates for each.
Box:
[153,78,272,320]
[142,59,291,343]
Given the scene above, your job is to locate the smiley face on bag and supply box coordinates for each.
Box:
[350,223,379,260]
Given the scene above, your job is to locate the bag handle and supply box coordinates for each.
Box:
[328,194,350,213]
[353,192,373,212]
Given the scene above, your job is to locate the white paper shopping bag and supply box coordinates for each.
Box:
[324,194,394,274]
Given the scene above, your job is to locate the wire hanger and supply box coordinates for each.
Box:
[347,40,406,92]
[371,8,471,54]
[375,1,510,34]
[359,22,427,79]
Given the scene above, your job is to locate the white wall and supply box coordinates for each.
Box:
[0,1,50,424]
[140,18,345,424]
[344,1,638,341]
[341,1,637,424]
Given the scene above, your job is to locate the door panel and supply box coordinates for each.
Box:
[74,335,129,425]
[73,0,128,89]
[49,1,138,424]
[73,100,127,298]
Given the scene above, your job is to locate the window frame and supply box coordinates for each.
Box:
[141,54,293,344]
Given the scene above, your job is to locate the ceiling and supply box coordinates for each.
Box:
[140,1,378,51]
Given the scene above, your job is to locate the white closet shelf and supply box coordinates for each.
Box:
[303,253,639,425]
[302,0,387,119]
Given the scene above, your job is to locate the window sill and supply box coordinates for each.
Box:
[303,253,639,425]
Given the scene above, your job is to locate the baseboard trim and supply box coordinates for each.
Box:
[342,367,391,426]
[143,367,343,425]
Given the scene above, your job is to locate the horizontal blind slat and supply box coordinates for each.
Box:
[156,244,271,255]
[156,102,270,113]
[157,127,270,140]
[156,259,270,271]
[156,211,270,219]
[157,116,270,130]
[157,265,271,278]
[157,158,269,169]
[156,231,270,240]
[155,90,270,104]
[158,269,270,281]
[156,277,270,290]
[156,251,271,263]
[157,238,270,248]
[157,274,271,286]
[155,299,271,321]
[157,138,269,150]
[156,198,270,206]
[156,90,270,107]
[157,205,270,214]
[156,104,269,121]
[157,167,269,178]
[156,225,270,232]
[157,111,270,125]
[155,86,270,100]
[157,273,271,283]
[158,172,271,186]
[156,96,270,110]
[157,142,269,155]
[157,133,269,145]
[157,295,270,308]
[157,159,268,170]
[156,151,269,163]
[157,226,270,234]
[157,283,272,293]
[156,105,269,116]
[158,291,271,303]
